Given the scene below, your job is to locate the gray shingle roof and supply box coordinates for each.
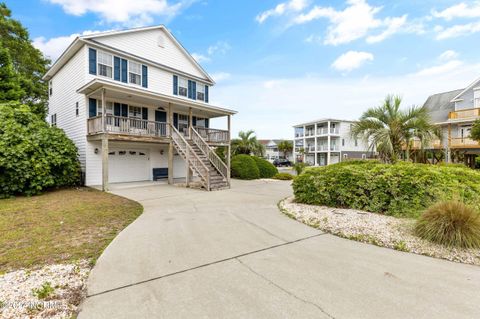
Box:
[422,89,463,123]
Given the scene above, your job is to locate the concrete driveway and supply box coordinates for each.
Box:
[79,180,480,319]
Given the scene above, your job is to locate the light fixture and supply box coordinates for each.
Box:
[160,149,164,155]
[94,148,99,154]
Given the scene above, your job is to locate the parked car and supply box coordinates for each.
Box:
[273,158,292,167]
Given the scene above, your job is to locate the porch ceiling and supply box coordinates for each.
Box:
[77,78,236,118]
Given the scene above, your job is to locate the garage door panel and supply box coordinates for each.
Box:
[109,149,150,183]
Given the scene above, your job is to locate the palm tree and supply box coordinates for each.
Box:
[231,130,265,156]
[277,140,293,159]
[351,95,440,163]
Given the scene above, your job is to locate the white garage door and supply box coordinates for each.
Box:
[108,149,150,183]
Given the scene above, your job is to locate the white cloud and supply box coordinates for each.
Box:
[290,0,416,45]
[211,64,480,138]
[435,21,480,39]
[47,0,191,26]
[191,53,210,63]
[366,15,407,43]
[432,2,480,21]
[438,50,458,61]
[304,34,322,43]
[207,41,231,56]
[413,60,463,77]
[256,0,308,24]
[211,72,231,82]
[331,51,374,72]
[33,30,108,61]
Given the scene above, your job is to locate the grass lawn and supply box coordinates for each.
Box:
[0,187,143,273]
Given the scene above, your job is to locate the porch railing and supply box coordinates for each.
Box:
[87,115,168,137]
[448,108,480,120]
[191,127,229,184]
[450,137,480,147]
[170,124,211,190]
[194,127,229,143]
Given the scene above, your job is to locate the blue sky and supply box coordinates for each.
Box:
[7,0,480,138]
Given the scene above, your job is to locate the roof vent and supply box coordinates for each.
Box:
[157,35,165,48]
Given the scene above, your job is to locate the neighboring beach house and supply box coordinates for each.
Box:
[293,119,373,166]
[258,139,293,162]
[43,25,235,191]
[421,77,480,166]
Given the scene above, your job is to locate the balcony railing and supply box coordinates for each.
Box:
[87,116,229,143]
[448,108,480,120]
[317,127,328,135]
[194,127,229,144]
[450,137,480,148]
[88,115,168,137]
[330,128,339,134]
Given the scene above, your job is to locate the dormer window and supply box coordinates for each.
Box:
[98,51,113,78]
[178,77,188,97]
[129,61,141,85]
[197,85,205,101]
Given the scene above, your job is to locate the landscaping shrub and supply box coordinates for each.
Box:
[293,162,308,175]
[273,172,294,180]
[252,156,278,178]
[292,161,480,218]
[415,201,480,248]
[0,102,81,197]
[231,154,260,180]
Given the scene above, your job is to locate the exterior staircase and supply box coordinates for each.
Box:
[170,124,229,191]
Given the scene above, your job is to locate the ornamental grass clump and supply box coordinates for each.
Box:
[415,201,480,249]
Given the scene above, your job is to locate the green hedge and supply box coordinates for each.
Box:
[273,172,294,180]
[292,160,480,218]
[0,103,81,197]
[231,154,260,180]
[252,156,278,178]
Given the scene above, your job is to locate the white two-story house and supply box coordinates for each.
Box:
[293,119,373,166]
[422,77,480,167]
[43,25,236,191]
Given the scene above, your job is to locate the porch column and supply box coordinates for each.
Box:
[447,123,452,163]
[188,107,193,138]
[168,103,174,185]
[227,114,231,186]
[314,123,318,166]
[187,107,193,184]
[327,121,331,165]
[101,89,108,191]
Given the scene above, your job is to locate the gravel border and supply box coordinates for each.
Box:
[0,261,90,318]
[279,197,480,266]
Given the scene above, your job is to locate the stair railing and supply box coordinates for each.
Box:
[170,124,210,190]
[191,127,229,186]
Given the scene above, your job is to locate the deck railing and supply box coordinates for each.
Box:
[87,115,168,137]
[448,108,480,120]
[194,127,229,143]
[450,137,480,148]
[191,127,229,184]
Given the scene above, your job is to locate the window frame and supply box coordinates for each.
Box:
[129,105,142,119]
[97,50,113,78]
[196,84,205,101]
[97,101,113,116]
[178,77,188,97]
[128,61,141,85]
[51,113,57,126]
[75,102,79,117]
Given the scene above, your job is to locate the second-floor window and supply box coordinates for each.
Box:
[129,106,142,118]
[178,77,188,97]
[51,113,57,126]
[129,61,141,85]
[97,101,113,116]
[98,51,113,78]
[197,85,205,101]
[475,97,480,108]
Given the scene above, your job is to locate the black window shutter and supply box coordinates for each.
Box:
[142,107,148,120]
[142,65,148,88]
[192,81,197,100]
[121,104,128,117]
[88,48,97,75]
[173,75,178,95]
[121,59,128,83]
[187,80,192,99]
[192,116,197,126]
[173,113,178,129]
[114,103,121,116]
[114,57,120,81]
[205,118,209,128]
[88,98,97,117]
[205,85,209,103]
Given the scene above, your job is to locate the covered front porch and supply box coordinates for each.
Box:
[78,79,235,191]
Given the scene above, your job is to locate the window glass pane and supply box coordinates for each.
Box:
[129,61,141,74]
[98,51,112,66]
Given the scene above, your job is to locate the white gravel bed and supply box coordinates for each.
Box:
[280,197,480,266]
[0,261,90,318]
